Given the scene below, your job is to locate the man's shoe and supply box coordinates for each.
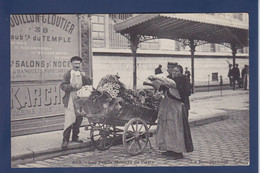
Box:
[72,138,83,143]
[61,140,68,149]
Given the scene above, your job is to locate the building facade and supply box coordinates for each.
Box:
[90,13,249,89]
[10,13,249,136]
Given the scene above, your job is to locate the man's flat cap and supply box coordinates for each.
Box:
[70,56,82,62]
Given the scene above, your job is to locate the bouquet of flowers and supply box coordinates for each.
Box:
[97,82,121,98]
[76,85,93,98]
[97,75,126,98]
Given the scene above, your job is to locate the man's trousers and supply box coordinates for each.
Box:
[63,115,83,141]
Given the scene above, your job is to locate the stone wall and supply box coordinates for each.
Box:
[92,54,249,89]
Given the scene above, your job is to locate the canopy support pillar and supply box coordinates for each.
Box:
[231,43,238,90]
[178,38,199,94]
[189,39,196,94]
[129,34,139,90]
[123,34,156,90]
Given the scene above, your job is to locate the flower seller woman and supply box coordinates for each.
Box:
[148,63,193,160]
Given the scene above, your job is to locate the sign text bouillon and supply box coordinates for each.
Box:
[10,15,76,35]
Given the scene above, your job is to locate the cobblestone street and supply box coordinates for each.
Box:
[14,106,249,167]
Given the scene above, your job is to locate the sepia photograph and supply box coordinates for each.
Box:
[9,13,250,168]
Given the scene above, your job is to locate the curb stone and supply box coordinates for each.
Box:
[190,91,248,101]
[11,141,95,166]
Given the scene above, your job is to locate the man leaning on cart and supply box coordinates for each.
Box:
[60,56,92,149]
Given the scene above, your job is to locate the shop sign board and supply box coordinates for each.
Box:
[10,14,80,120]
[11,84,65,120]
[10,14,79,81]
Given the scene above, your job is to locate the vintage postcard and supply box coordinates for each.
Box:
[0,1,258,173]
[10,13,251,168]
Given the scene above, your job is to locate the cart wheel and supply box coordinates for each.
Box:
[90,123,116,151]
[123,118,149,155]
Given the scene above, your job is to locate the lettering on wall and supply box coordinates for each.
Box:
[11,84,65,120]
[10,15,75,34]
[10,14,80,120]
[10,14,79,81]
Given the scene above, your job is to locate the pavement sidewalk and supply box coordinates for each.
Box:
[11,89,249,166]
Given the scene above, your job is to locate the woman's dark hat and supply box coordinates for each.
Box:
[70,56,82,62]
[167,62,178,68]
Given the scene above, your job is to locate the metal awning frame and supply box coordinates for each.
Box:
[115,14,249,91]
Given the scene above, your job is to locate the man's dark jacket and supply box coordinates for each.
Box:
[232,67,240,79]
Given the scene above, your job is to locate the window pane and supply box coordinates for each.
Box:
[92,32,99,39]
[98,16,104,23]
[98,32,104,39]
[92,16,98,23]
[93,40,105,47]
[212,73,218,81]
[93,24,104,32]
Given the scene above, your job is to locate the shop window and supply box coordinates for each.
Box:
[212,73,218,81]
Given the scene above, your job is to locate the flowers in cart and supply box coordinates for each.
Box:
[74,75,126,118]
[97,82,121,98]
[95,75,126,116]
[74,74,163,121]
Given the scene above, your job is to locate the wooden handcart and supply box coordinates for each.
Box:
[75,93,158,156]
